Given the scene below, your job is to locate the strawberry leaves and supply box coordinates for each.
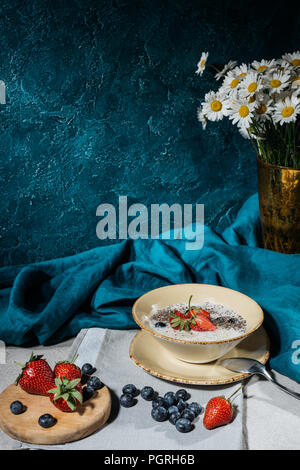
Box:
[48,376,83,411]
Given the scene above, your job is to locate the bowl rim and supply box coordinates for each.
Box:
[132,283,264,345]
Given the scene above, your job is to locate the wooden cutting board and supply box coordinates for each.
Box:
[0,384,111,445]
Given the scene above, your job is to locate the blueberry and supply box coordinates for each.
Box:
[81,363,96,375]
[155,322,166,328]
[169,411,181,425]
[175,389,189,401]
[120,393,136,408]
[38,414,56,428]
[181,408,196,422]
[175,417,193,433]
[82,386,94,402]
[177,398,187,412]
[152,396,167,409]
[164,391,177,407]
[10,401,25,415]
[122,384,138,396]
[151,406,168,422]
[87,376,102,390]
[141,386,155,401]
[188,402,202,417]
[167,405,179,416]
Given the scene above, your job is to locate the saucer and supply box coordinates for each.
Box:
[129,326,269,385]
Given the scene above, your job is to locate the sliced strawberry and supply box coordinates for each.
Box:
[199,308,211,319]
[191,313,216,331]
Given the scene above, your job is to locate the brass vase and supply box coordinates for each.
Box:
[257,157,300,254]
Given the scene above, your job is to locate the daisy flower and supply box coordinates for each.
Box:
[273,95,300,125]
[215,60,237,81]
[227,99,255,129]
[232,63,248,78]
[254,95,273,121]
[197,107,207,130]
[252,59,276,73]
[239,72,263,98]
[201,91,229,121]
[291,73,300,90]
[219,71,241,95]
[282,51,300,68]
[196,52,209,76]
[265,70,291,94]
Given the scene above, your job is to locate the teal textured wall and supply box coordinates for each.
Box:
[0,0,299,265]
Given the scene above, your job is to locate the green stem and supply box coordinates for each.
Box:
[227,384,244,402]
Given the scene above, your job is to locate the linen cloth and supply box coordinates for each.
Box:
[19,328,245,450]
[0,194,299,383]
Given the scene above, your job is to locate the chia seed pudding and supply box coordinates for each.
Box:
[146,300,247,342]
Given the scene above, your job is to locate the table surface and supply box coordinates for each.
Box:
[0,333,299,450]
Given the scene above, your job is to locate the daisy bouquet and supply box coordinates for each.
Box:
[196,51,300,169]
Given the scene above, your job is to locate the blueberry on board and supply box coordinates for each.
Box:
[177,398,187,412]
[175,389,189,401]
[175,418,193,433]
[167,405,179,416]
[81,363,96,375]
[181,409,196,422]
[151,406,168,422]
[169,411,181,425]
[38,414,56,428]
[82,386,94,402]
[164,391,177,407]
[10,401,25,415]
[188,402,202,417]
[155,322,166,328]
[87,376,102,390]
[141,386,155,401]
[122,384,138,396]
[152,396,167,409]
[120,393,136,408]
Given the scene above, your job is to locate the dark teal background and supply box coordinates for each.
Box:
[0,0,299,266]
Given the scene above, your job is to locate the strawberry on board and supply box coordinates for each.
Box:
[54,354,81,381]
[191,313,216,331]
[48,376,83,412]
[15,353,55,396]
[203,385,243,430]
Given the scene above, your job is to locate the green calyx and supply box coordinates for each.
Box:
[48,376,82,411]
[170,295,199,331]
[15,352,44,385]
[55,353,79,367]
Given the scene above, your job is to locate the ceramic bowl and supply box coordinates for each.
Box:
[132,284,264,364]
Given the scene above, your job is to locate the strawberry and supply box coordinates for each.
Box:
[203,385,243,430]
[48,376,83,412]
[15,353,55,396]
[191,313,216,331]
[198,308,211,319]
[169,310,191,330]
[54,354,81,381]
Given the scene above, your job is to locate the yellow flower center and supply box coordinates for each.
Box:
[248,82,257,93]
[200,59,206,68]
[256,104,267,115]
[239,72,247,77]
[281,106,294,118]
[239,105,250,117]
[291,59,300,67]
[270,79,281,88]
[230,78,239,88]
[210,100,222,112]
[257,65,268,72]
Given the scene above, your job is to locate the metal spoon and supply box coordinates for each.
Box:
[221,357,300,400]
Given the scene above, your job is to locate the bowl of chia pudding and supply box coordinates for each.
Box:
[132,284,264,363]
